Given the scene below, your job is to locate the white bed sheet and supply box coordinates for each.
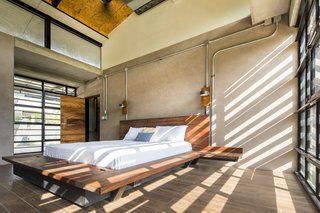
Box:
[44,140,192,170]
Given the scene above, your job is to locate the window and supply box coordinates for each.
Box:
[299,28,307,64]
[297,0,320,206]
[51,24,101,68]
[307,65,312,98]
[307,107,317,156]
[299,69,306,107]
[299,111,306,150]
[307,2,317,41]
[307,161,316,191]
[14,76,76,154]
[0,0,44,46]
[0,0,102,68]
[312,40,320,94]
[299,155,305,177]
[318,103,320,158]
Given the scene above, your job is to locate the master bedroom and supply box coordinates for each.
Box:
[0,0,318,212]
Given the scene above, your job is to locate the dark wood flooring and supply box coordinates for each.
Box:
[0,159,317,213]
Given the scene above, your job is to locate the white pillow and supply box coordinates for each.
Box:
[123,127,143,140]
[150,125,188,142]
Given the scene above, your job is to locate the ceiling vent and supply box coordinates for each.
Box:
[123,0,167,15]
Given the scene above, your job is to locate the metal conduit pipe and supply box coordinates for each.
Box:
[208,23,264,45]
[100,22,272,125]
[204,41,210,115]
[103,24,266,120]
[209,21,279,146]
[105,23,265,77]
[101,74,108,120]
[125,67,128,120]
[205,41,209,87]
[105,45,204,78]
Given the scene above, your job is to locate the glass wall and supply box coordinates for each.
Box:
[300,29,306,64]
[297,0,320,204]
[0,0,102,68]
[311,40,320,94]
[51,24,101,68]
[14,76,76,154]
[0,0,44,46]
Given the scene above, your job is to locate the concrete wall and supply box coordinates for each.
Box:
[0,32,14,164]
[213,19,298,172]
[102,0,250,69]
[82,17,298,172]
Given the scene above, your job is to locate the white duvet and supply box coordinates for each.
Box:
[44,140,192,170]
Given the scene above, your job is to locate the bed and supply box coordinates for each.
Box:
[3,115,209,207]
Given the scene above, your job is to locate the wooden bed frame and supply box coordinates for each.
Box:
[119,115,210,151]
[2,115,209,207]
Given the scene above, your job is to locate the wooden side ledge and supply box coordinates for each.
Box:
[199,146,243,161]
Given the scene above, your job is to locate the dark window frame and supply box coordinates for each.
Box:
[4,0,102,68]
[6,0,102,48]
[297,0,320,207]
[307,1,318,44]
[14,75,76,154]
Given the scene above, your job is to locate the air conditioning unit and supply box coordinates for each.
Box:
[123,0,167,15]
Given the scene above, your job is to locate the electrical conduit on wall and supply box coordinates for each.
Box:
[101,19,279,146]
[210,19,279,146]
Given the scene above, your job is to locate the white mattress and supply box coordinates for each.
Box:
[44,140,192,170]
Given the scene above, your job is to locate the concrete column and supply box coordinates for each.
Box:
[0,32,14,164]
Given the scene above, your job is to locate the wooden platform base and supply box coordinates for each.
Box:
[3,152,200,207]
[14,165,111,207]
[200,147,243,161]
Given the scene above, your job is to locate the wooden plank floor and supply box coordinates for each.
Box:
[0,159,317,213]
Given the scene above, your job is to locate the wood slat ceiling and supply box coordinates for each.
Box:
[42,0,132,37]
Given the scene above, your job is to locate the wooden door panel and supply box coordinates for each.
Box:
[61,134,86,143]
[61,96,85,143]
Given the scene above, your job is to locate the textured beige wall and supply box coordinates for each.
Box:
[127,48,205,119]
[78,78,102,98]
[82,17,298,172]
[78,74,126,140]
[103,73,126,139]
[99,39,207,140]
[0,32,14,164]
[213,18,297,172]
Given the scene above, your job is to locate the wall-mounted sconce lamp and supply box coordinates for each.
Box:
[200,87,210,107]
[119,100,128,115]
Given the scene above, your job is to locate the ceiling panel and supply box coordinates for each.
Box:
[42,0,132,37]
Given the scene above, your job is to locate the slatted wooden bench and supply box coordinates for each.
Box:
[2,151,200,207]
[199,146,243,161]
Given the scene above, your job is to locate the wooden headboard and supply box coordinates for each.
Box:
[119,115,209,151]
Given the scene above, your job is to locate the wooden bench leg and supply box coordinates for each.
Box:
[110,186,127,201]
